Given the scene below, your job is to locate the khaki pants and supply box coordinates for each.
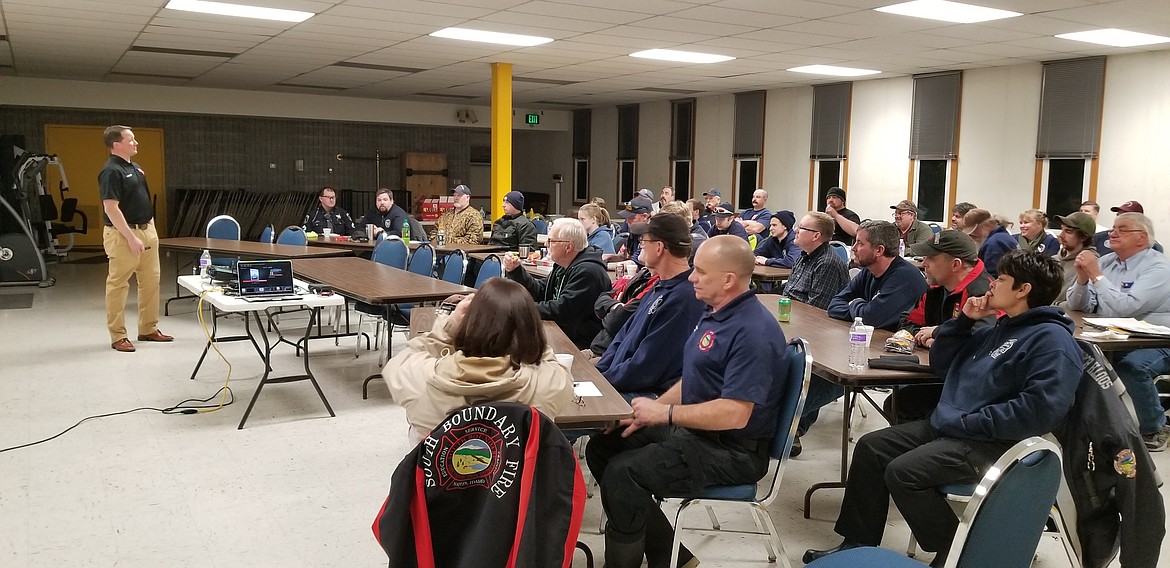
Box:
[103,224,161,342]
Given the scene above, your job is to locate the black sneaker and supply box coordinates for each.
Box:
[1143,425,1170,452]
[789,435,802,458]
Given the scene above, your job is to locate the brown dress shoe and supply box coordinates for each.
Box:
[137,330,174,342]
[112,338,136,352]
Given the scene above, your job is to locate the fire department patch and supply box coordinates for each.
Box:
[1113,448,1137,478]
[434,423,504,491]
[698,330,715,352]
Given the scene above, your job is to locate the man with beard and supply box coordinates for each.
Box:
[359,188,408,238]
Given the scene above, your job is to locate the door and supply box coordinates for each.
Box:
[44,125,167,246]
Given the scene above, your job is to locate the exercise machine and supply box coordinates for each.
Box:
[0,152,68,287]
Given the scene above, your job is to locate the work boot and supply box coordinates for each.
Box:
[644,511,700,568]
[802,540,863,564]
[603,532,645,568]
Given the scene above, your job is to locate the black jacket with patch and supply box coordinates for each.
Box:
[507,249,612,349]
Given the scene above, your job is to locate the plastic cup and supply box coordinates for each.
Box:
[555,353,574,369]
[322,228,333,238]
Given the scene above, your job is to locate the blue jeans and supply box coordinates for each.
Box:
[797,375,845,436]
[1113,348,1170,435]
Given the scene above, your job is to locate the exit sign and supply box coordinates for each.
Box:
[525,113,540,125]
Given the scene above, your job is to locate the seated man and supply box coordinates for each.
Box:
[502,217,611,349]
[430,184,483,244]
[1053,211,1097,305]
[1092,201,1165,254]
[891,199,933,249]
[488,190,537,249]
[605,197,653,265]
[804,249,1081,567]
[596,214,706,399]
[949,202,976,230]
[359,188,407,238]
[706,206,750,241]
[737,189,773,241]
[697,189,723,234]
[1066,212,1170,450]
[753,210,800,269]
[303,186,354,235]
[892,230,993,422]
[586,236,788,568]
[824,187,861,245]
[966,210,1017,278]
[799,221,926,446]
[783,211,850,310]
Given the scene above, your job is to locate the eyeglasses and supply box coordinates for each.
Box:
[321,195,336,200]
[1109,227,1146,235]
[547,239,571,245]
[893,210,913,217]
[795,226,818,233]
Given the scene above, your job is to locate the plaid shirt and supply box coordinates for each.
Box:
[783,243,850,310]
[432,205,483,245]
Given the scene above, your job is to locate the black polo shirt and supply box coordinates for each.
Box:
[99,155,153,225]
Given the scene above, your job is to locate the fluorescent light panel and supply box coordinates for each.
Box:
[164,0,313,23]
[1056,28,1170,48]
[629,49,734,64]
[788,65,880,77]
[430,27,552,47]
[875,0,1020,24]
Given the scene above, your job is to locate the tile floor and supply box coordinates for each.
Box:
[0,257,1165,567]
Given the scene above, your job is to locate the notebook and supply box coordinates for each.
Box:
[236,260,301,301]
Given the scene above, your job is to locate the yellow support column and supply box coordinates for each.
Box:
[490,62,513,223]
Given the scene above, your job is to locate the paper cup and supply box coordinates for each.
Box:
[555,353,574,369]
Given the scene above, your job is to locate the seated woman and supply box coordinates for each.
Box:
[1014,208,1059,256]
[381,278,574,440]
[578,202,616,254]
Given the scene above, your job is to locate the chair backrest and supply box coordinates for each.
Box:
[929,222,942,234]
[474,254,503,288]
[441,249,467,285]
[277,225,307,245]
[373,237,409,270]
[206,214,241,241]
[828,240,850,263]
[532,218,549,235]
[259,224,274,243]
[407,243,435,277]
[407,216,430,243]
[948,437,1063,568]
[757,337,812,506]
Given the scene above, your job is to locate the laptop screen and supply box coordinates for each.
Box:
[236,260,295,296]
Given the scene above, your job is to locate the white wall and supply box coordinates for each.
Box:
[0,76,571,131]
[1098,49,1170,232]
[589,106,619,207]
[845,77,914,222]
[763,86,814,215]
[693,94,735,200]
[955,64,1042,221]
[637,100,671,191]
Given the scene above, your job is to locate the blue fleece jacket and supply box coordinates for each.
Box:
[929,306,1080,442]
[587,225,616,254]
[979,226,1017,278]
[827,256,927,330]
[753,233,801,268]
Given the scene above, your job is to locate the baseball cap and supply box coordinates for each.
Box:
[451,184,471,196]
[503,190,524,211]
[908,229,978,262]
[703,188,722,198]
[1056,212,1096,237]
[619,196,654,218]
[629,213,693,250]
[891,199,918,213]
[711,207,735,218]
[960,209,991,233]
[774,210,796,232]
[1110,201,1144,213]
[826,187,846,201]
[637,188,654,200]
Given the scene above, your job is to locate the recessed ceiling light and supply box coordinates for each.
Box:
[164,0,313,23]
[1056,28,1170,48]
[430,27,552,47]
[875,0,1020,24]
[629,49,735,64]
[788,65,880,77]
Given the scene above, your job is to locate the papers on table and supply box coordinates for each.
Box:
[573,381,603,397]
[1083,317,1170,338]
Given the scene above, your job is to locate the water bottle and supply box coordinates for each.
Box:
[401,219,411,242]
[898,240,906,257]
[437,229,447,247]
[849,317,868,370]
[198,249,212,281]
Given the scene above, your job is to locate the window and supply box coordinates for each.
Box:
[1041,159,1090,228]
[914,159,950,222]
[814,160,843,209]
[574,159,589,204]
[735,159,759,210]
[672,160,691,201]
[618,160,636,203]
[810,83,851,160]
[573,109,591,204]
[1037,57,1105,159]
[671,99,695,201]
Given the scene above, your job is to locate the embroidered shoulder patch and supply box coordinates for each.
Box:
[1114,448,1137,478]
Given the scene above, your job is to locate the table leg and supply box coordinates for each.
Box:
[804,386,856,518]
[164,251,197,316]
[237,307,335,429]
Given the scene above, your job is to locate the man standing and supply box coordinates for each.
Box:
[737,189,773,239]
[891,199,934,249]
[707,207,749,242]
[488,190,537,249]
[432,184,483,244]
[1053,211,1096,304]
[1066,212,1170,450]
[587,236,788,568]
[597,214,705,398]
[503,218,611,349]
[303,186,355,235]
[753,210,800,269]
[892,230,993,422]
[100,125,171,352]
[805,250,1081,567]
[783,211,850,310]
[824,187,861,245]
[358,188,408,238]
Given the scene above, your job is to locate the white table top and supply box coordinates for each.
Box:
[177,275,344,312]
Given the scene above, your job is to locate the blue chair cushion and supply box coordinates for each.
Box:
[805,546,924,567]
[689,483,756,501]
[940,483,976,496]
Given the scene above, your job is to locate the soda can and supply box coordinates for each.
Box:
[615,262,627,279]
[777,296,792,322]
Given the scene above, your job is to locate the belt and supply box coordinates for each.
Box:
[107,223,151,230]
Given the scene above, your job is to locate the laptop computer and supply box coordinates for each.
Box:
[236,259,301,302]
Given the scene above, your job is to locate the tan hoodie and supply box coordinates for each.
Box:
[381,314,574,440]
